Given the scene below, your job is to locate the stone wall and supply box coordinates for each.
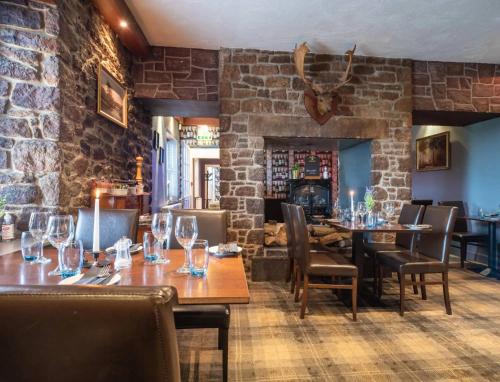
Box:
[413,61,500,112]
[133,47,219,100]
[219,48,413,268]
[57,0,151,211]
[0,0,152,229]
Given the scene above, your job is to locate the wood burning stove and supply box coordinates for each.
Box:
[288,179,331,220]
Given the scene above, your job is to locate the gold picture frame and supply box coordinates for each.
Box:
[416,131,450,171]
[97,63,128,128]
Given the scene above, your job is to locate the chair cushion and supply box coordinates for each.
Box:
[173,304,230,329]
[307,252,357,277]
[364,242,407,257]
[378,250,446,274]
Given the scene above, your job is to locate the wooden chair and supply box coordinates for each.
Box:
[291,204,358,320]
[376,206,458,316]
[438,201,488,268]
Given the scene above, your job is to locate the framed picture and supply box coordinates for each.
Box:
[416,131,450,171]
[97,63,128,128]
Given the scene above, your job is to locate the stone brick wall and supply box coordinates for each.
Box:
[219,49,413,269]
[133,47,218,100]
[0,0,152,229]
[413,61,500,112]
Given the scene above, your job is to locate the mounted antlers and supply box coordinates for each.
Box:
[293,42,356,124]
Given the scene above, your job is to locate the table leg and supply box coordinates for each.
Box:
[351,232,365,291]
[480,221,498,278]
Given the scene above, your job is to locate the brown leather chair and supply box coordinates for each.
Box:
[167,209,227,249]
[365,204,425,294]
[167,209,230,382]
[291,204,358,320]
[0,285,181,382]
[281,203,295,290]
[438,201,488,268]
[376,205,458,316]
[75,208,139,250]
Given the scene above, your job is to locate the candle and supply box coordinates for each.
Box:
[350,190,355,214]
[92,190,100,253]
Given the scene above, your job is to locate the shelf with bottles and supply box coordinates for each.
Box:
[179,125,220,147]
[270,150,289,199]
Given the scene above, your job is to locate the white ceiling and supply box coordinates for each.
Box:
[125,0,500,63]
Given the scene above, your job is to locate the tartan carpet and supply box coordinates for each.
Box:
[178,268,500,381]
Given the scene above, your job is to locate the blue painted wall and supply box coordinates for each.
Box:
[339,141,371,209]
[412,118,500,261]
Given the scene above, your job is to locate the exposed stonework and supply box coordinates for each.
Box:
[133,47,219,100]
[219,49,413,270]
[412,61,500,112]
[0,0,152,230]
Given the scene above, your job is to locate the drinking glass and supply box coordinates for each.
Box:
[60,240,83,278]
[46,215,74,276]
[151,212,172,264]
[384,202,395,222]
[356,202,367,225]
[190,239,209,277]
[175,216,198,274]
[29,211,52,264]
[143,232,159,264]
[21,231,40,263]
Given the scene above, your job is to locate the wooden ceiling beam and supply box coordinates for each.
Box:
[91,0,150,57]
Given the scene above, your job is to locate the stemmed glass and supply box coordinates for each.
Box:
[175,216,198,274]
[46,215,74,276]
[151,212,172,264]
[29,211,52,264]
[356,202,367,225]
[384,202,395,223]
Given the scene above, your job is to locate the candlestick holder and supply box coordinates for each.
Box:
[92,251,100,266]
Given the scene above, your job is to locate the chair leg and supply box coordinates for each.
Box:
[286,257,293,283]
[290,263,296,294]
[460,241,467,268]
[442,272,452,315]
[294,267,301,302]
[377,263,384,298]
[419,273,427,300]
[300,273,309,319]
[372,255,377,296]
[352,276,357,321]
[411,274,418,295]
[399,272,405,316]
[217,327,228,382]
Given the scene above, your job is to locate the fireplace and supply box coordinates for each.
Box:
[289,179,332,221]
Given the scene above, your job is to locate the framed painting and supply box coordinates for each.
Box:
[416,131,450,171]
[97,63,128,128]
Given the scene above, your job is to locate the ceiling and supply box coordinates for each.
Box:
[125,0,500,63]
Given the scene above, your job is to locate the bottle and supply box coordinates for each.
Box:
[1,213,15,241]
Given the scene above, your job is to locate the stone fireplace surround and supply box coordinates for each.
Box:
[218,48,413,272]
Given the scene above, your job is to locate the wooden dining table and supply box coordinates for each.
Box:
[0,248,250,305]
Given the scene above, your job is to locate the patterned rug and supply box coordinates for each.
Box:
[178,268,500,381]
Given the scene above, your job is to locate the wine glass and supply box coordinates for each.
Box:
[151,212,172,264]
[384,202,395,223]
[356,202,367,225]
[175,216,198,274]
[46,215,74,276]
[29,211,52,264]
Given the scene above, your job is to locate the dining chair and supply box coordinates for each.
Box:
[291,204,358,320]
[167,209,227,249]
[0,285,181,382]
[364,204,425,294]
[411,199,433,206]
[438,201,488,268]
[74,208,138,250]
[166,209,230,382]
[281,203,296,291]
[376,205,458,316]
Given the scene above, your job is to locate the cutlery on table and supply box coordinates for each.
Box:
[75,265,111,285]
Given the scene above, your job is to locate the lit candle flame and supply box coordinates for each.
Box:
[96,190,100,199]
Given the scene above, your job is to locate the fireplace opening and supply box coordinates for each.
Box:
[263,137,371,250]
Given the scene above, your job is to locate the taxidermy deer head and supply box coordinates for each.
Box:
[293,42,356,125]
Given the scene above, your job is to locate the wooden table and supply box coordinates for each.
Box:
[328,222,430,292]
[462,216,499,278]
[0,249,250,305]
